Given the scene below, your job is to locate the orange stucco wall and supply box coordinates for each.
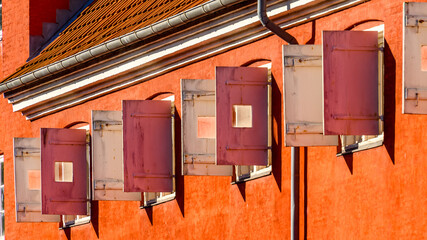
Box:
[1,0,427,239]
[2,0,30,78]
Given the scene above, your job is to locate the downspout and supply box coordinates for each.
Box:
[257,0,298,44]
[257,1,298,240]
[290,146,300,240]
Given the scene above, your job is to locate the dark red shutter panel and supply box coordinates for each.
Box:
[41,128,87,215]
[323,31,379,135]
[216,67,269,165]
[123,100,173,192]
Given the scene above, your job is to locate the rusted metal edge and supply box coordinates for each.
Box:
[0,0,242,93]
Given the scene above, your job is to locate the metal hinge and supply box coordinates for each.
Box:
[406,15,427,33]
[93,120,122,131]
[14,148,40,157]
[405,88,427,106]
[182,91,215,101]
[284,56,322,67]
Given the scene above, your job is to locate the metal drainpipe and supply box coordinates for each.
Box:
[291,146,299,240]
[257,0,298,44]
[257,1,299,240]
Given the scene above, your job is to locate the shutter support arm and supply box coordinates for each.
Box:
[257,0,298,44]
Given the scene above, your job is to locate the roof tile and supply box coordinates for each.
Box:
[4,0,210,81]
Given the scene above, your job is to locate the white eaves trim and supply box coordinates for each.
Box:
[7,0,368,120]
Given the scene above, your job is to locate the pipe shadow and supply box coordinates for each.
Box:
[305,21,316,45]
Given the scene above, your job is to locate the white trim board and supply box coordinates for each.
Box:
[5,0,367,120]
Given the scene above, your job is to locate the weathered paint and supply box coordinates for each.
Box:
[91,110,141,201]
[216,67,269,165]
[14,138,60,222]
[181,79,233,176]
[402,2,427,114]
[283,44,338,146]
[421,45,427,71]
[197,117,216,139]
[1,1,427,239]
[323,30,379,135]
[41,128,87,215]
[123,100,173,192]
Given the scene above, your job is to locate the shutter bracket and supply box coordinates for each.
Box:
[93,120,122,130]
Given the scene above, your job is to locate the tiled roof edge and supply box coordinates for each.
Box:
[0,0,240,93]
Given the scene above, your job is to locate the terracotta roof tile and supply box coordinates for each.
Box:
[4,0,210,81]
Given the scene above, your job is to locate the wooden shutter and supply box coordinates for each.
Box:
[283,45,338,146]
[216,67,269,165]
[403,2,427,114]
[14,138,60,222]
[123,100,173,192]
[181,79,232,175]
[41,128,87,215]
[323,31,379,135]
[92,111,141,201]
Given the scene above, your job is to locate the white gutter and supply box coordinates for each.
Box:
[4,0,368,120]
[0,0,241,93]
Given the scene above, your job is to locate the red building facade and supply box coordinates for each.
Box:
[0,0,426,239]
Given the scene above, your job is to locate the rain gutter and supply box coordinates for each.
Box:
[0,0,241,93]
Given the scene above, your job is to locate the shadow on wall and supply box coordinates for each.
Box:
[305,21,316,45]
[144,207,153,225]
[271,75,283,192]
[145,93,185,217]
[237,181,246,201]
[63,227,71,240]
[383,40,396,165]
[174,105,185,217]
[240,59,282,192]
[91,200,100,238]
[343,154,354,175]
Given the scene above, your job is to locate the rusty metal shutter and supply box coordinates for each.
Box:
[181,79,232,175]
[123,100,173,192]
[283,45,338,146]
[92,110,141,201]
[323,31,379,135]
[14,138,60,222]
[216,67,270,165]
[403,2,427,114]
[41,128,87,215]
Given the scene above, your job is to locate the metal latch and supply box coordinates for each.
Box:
[93,120,122,131]
[406,15,427,33]
[284,56,322,67]
[182,91,215,101]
